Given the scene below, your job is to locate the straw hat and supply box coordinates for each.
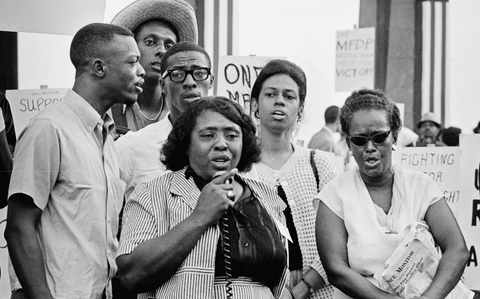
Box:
[416,112,441,129]
[111,0,198,43]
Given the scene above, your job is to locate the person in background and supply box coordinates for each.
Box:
[437,126,462,146]
[315,89,469,299]
[334,129,352,172]
[111,0,197,136]
[415,112,443,147]
[473,121,480,134]
[308,105,340,152]
[0,91,15,208]
[116,96,288,298]
[116,42,214,203]
[5,23,144,299]
[251,59,338,299]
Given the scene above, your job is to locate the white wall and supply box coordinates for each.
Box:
[16,0,134,90]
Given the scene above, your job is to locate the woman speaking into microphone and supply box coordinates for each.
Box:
[116,96,289,299]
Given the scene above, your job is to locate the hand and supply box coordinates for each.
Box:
[191,169,238,226]
[280,287,294,299]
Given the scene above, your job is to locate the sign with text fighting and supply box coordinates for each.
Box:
[216,56,283,113]
[335,27,375,92]
[7,89,68,136]
[393,146,461,217]
[393,140,480,290]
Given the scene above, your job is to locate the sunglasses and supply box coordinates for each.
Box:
[348,130,391,147]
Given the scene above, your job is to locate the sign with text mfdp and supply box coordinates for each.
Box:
[335,27,375,92]
[7,88,68,135]
[216,56,282,114]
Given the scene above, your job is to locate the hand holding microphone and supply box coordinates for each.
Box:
[192,169,238,226]
[213,170,236,201]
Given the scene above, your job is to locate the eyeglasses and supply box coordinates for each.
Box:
[348,130,391,147]
[162,68,211,83]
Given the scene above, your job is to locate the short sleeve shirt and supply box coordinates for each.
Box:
[8,89,126,298]
[317,164,442,280]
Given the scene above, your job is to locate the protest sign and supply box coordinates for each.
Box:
[7,88,68,135]
[459,134,480,289]
[215,56,282,113]
[335,27,375,92]
[393,146,461,216]
[394,138,480,290]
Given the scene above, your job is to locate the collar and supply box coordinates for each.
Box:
[64,89,110,134]
[324,125,334,137]
[185,165,211,190]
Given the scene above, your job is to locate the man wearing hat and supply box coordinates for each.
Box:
[111,0,198,136]
[415,111,443,146]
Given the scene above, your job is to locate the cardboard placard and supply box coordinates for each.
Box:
[6,89,68,136]
[393,137,480,290]
[335,27,375,92]
[215,56,283,113]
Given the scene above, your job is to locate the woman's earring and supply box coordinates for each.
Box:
[392,144,397,151]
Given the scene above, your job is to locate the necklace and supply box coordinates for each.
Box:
[138,106,162,121]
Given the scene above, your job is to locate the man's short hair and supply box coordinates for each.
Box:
[70,23,134,72]
[324,105,340,124]
[160,42,211,73]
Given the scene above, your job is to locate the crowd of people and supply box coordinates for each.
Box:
[0,0,477,299]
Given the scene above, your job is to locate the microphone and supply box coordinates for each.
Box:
[214,171,234,201]
[213,171,232,185]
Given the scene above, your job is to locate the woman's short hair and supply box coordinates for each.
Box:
[340,89,402,142]
[162,96,261,172]
[250,59,307,118]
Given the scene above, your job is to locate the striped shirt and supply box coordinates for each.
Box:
[118,168,288,299]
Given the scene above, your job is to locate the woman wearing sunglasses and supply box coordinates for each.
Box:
[315,89,469,299]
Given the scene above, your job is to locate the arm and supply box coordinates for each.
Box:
[0,108,13,209]
[422,199,470,299]
[315,201,400,299]
[291,267,326,299]
[0,129,13,209]
[5,194,53,299]
[116,170,237,293]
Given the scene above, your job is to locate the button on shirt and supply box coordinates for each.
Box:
[8,89,126,299]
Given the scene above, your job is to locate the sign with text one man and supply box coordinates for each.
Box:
[215,56,283,114]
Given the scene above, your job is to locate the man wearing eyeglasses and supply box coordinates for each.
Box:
[116,42,214,202]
